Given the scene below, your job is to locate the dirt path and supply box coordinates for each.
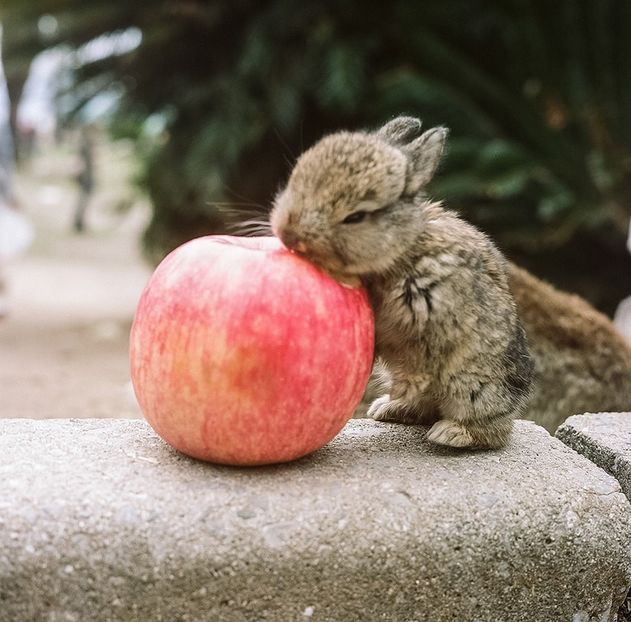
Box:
[1,137,150,419]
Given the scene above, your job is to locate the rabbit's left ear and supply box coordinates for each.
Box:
[376,116,423,146]
[403,127,448,194]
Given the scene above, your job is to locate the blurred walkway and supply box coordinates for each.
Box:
[0,136,150,419]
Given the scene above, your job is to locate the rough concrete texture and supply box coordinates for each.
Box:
[557,412,631,501]
[1,418,630,622]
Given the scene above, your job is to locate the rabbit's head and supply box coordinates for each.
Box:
[270,117,447,277]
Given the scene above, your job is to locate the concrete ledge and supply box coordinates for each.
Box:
[1,418,631,622]
[557,412,631,501]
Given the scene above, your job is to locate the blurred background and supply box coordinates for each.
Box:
[1,0,630,419]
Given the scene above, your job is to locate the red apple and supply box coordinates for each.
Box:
[130,235,374,466]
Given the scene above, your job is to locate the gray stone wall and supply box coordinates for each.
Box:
[2,418,631,621]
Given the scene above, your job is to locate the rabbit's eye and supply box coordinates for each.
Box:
[342,210,367,224]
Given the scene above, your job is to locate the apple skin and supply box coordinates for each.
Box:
[130,235,374,466]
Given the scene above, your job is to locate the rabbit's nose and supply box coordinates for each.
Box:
[280,229,307,254]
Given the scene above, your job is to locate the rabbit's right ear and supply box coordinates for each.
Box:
[376,116,424,146]
[403,127,448,194]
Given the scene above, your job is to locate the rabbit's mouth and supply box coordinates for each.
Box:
[304,254,362,288]
[308,245,351,272]
[299,249,345,273]
[290,245,361,283]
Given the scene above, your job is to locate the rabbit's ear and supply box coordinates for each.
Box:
[403,127,448,194]
[376,116,423,146]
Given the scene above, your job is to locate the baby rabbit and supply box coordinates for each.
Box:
[270,116,534,449]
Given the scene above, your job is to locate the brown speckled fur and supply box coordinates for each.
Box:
[509,264,631,431]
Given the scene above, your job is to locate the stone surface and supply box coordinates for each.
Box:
[1,418,631,622]
[557,412,631,500]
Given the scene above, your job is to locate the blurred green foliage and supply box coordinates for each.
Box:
[2,1,631,307]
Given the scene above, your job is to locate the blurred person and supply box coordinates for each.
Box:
[0,21,13,318]
[0,21,33,318]
[18,122,37,161]
[72,124,95,233]
[0,25,14,206]
[0,132,33,319]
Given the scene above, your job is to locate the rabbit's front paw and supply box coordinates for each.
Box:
[367,395,416,424]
